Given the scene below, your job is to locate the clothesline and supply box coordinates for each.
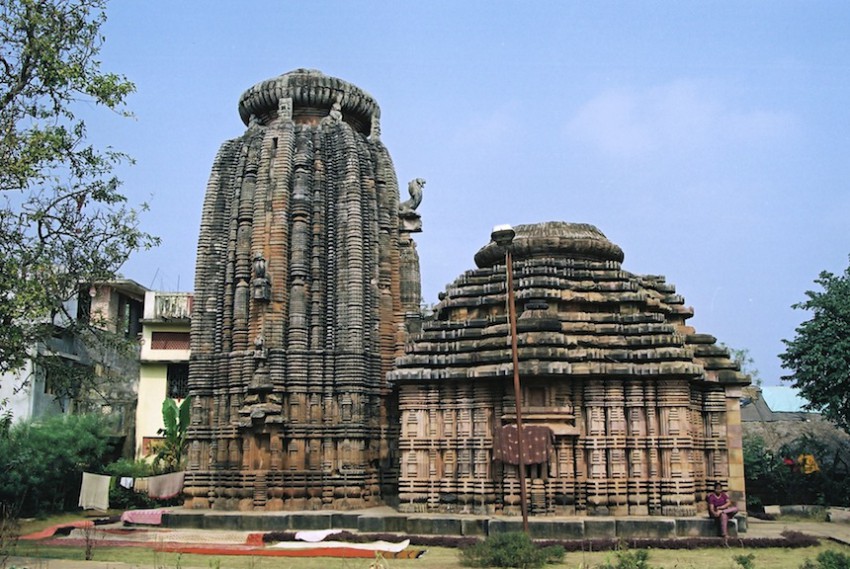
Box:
[79,471,185,511]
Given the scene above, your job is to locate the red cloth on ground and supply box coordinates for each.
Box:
[20,520,93,540]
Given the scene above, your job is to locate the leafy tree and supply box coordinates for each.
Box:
[153,396,192,473]
[722,344,762,386]
[0,1,158,399]
[743,433,799,509]
[744,430,850,509]
[780,259,850,433]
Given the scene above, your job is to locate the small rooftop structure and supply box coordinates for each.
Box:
[761,386,809,413]
[741,385,813,423]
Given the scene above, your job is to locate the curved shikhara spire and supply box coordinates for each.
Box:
[185,70,417,511]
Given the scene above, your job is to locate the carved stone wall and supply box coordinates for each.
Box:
[390,222,749,516]
[185,70,418,510]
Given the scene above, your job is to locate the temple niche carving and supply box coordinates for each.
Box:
[186,69,749,516]
[186,69,420,510]
[389,222,749,517]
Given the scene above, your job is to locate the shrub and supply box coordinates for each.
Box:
[799,551,850,569]
[598,549,653,569]
[745,432,850,508]
[105,458,155,478]
[108,486,160,511]
[459,532,564,569]
[812,550,850,569]
[734,553,757,569]
[0,414,112,516]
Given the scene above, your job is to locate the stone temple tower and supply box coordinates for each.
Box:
[184,69,422,511]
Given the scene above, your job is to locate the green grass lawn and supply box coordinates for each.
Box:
[7,514,850,569]
[9,540,850,569]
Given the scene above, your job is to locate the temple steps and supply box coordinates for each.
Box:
[162,507,742,539]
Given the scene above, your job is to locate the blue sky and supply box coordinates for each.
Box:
[95,2,850,385]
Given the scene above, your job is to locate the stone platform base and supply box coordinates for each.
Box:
[162,509,742,539]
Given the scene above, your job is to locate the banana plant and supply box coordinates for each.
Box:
[154,396,192,473]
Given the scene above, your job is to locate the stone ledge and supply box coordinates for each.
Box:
[161,510,740,539]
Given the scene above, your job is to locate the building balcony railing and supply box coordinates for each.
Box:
[150,293,194,320]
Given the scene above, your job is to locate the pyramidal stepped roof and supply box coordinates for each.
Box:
[390,221,747,384]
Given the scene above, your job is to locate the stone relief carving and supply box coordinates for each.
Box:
[252,254,271,301]
[370,112,381,141]
[252,334,267,360]
[278,97,293,121]
[321,98,343,126]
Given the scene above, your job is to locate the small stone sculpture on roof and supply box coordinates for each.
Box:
[399,178,425,233]
[400,178,425,213]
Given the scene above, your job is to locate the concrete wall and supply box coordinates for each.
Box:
[136,317,190,459]
[136,363,168,458]
[0,362,35,422]
[140,322,190,362]
[0,360,70,424]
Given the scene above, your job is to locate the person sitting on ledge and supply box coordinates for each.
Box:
[707,482,739,538]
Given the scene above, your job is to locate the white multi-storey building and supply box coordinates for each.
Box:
[134,291,193,459]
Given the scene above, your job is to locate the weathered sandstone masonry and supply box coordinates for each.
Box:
[390,222,748,516]
[185,70,422,510]
[186,70,748,515]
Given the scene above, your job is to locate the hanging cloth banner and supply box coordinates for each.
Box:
[493,424,554,465]
[147,471,185,499]
[78,472,110,511]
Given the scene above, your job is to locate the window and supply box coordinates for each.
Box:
[166,363,189,399]
[43,359,87,397]
[528,386,546,407]
[526,463,548,480]
[151,331,190,350]
[116,294,143,338]
[142,436,165,457]
[76,288,92,323]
